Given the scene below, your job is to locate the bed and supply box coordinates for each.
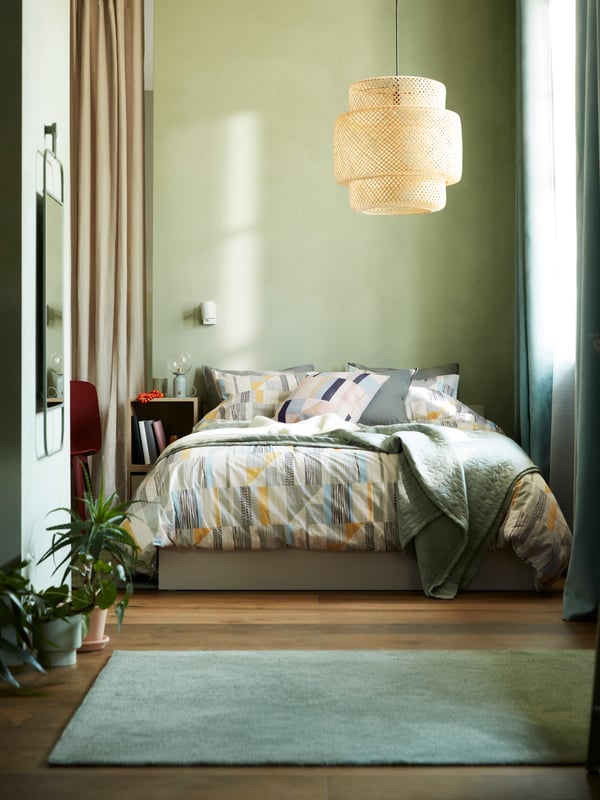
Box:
[128,364,572,597]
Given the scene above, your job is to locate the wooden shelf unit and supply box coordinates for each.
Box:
[127,397,198,498]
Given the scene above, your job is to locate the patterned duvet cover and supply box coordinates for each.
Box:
[128,413,572,597]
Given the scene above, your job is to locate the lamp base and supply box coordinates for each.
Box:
[173,374,186,398]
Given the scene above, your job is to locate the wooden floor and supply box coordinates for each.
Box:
[1,588,598,800]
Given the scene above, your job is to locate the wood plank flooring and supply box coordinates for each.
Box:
[0,588,598,800]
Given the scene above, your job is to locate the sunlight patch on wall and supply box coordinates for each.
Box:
[218,111,264,358]
[220,232,263,354]
[222,111,263,230]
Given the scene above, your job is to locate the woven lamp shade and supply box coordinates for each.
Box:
[334,75,462,214]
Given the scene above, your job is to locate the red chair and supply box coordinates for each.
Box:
[70,380,102,519]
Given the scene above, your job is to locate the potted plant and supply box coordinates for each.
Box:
[29,559,129,666]
[27,583,86,669]
[38,470,140,650]
[8,556,128,671]
[0,561,46,688]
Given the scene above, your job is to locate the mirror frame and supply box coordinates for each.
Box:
[36,123,65,456]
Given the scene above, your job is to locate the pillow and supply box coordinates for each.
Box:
[412,363,460,398]
[196,395,283,428]
[346,362,416,425]
[275,371,389,424]
[196,371,308,428]
[405,384,501,433]
[201,364,314,411]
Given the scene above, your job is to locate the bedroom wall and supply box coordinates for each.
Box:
[0,0,71,583]
[151,0,516,434]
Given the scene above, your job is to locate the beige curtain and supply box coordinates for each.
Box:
[71,0,146,498]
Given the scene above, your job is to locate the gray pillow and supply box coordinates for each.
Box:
[346,362,416,425]
[201,364,315,411]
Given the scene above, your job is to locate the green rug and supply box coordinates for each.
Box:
[49,649,594,766]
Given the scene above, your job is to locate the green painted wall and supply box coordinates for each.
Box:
[152,0,516,434]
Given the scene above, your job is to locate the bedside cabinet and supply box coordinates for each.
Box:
[127,397,198,498]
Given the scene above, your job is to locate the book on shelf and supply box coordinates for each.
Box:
[137,419,151,464]
[138,419,159,464]
[152,419,168,454]
[131,415,144,464]
[143,419,159,463]
[132,415,168,465]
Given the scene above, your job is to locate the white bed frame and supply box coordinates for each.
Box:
[157,547,535,592]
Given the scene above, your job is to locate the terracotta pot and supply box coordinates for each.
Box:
[78,607,110,652]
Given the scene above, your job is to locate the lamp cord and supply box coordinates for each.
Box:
[395,0,399,76]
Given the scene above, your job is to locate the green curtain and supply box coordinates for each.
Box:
[563,0,600,621]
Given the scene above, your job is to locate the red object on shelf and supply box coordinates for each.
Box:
[136,390,165,404]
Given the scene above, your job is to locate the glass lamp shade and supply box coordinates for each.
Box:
[334,75,462,214]
[49,352,63,374]
[167,352,192,375]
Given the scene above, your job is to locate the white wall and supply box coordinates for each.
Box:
[19,0,71,587]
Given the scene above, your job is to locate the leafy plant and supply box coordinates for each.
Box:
[38,469,140,630]
[0,562,46,688]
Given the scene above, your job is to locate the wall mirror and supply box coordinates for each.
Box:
[36,123,65,455]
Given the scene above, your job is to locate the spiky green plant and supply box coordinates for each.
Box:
[38,468,140,630]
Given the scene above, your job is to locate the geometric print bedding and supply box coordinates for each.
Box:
[130,440,571,590]
[496,472,572,589]
[135,443,403,554]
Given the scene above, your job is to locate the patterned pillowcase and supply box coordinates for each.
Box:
[405,385,502,433]
[275,372,389,424]
[201,365,313,410]
[195,371,308,428]
[412,363,460,399]
[346,362,416,425]
[196,396,281,428]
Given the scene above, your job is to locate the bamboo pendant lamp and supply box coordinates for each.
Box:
[333,6,462,214]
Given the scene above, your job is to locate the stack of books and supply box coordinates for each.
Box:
[131,415,168,465]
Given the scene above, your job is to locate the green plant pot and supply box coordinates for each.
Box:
[38,615,83,668]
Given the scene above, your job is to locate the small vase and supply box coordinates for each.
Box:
[78,607,110,652]
[39,615,83,668]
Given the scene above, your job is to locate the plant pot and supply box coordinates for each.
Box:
[38,615,83,668]
[78,606,110,652]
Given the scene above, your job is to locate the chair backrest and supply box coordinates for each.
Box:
[70,380,102,457]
